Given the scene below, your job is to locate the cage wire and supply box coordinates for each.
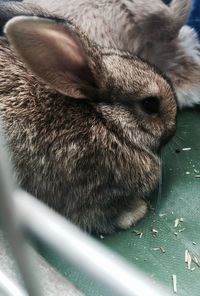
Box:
[0,123,172,296]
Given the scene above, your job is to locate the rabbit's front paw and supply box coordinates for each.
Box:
[117,199,147,230]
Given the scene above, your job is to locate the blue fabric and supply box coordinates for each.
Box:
[188,0,200,39]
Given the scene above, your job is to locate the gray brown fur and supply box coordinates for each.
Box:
[0,16,177,233]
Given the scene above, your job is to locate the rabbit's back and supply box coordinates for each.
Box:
[0,39,99,210]
[23,0,170,49]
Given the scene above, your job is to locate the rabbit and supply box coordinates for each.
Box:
[0,14,177,233]
[15,0,199,108]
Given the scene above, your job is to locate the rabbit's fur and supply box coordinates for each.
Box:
[0,15,177,233]
[20,0,200,108]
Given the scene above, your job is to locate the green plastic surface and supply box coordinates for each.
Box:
[38,108,200,296]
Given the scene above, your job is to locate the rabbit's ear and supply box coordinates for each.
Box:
[4,16,102,98]
[170,0,192,33]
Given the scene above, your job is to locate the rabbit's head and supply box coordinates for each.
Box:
[2,16,177,231]
[5,16,177,149]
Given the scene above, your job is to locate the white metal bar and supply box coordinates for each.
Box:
[0,126,41,296]
[14,189,173,296]
[0,230,84,296]
[0,269,27,296]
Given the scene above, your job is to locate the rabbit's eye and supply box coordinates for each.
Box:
[140,97,160,115]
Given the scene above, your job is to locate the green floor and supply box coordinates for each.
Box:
[39,107,200,296]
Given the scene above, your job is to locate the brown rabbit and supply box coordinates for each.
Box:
[0,15,177,233]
